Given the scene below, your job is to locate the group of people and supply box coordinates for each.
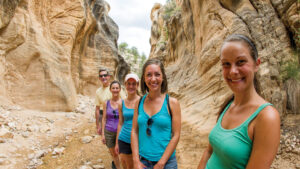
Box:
[94,34,280,169]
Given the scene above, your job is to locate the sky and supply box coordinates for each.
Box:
[107,0,166,57]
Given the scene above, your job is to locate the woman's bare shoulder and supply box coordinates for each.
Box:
[257,104,280,124]
[169,96,179,105]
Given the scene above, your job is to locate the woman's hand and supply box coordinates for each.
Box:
[96,125,102,135]
[115,143,119,154]
[153,161,165,169]
[101,135,106,145]
[134,160,146,169]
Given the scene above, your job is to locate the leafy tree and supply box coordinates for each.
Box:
[141,53,146,64]
[130,47,139,63]
[119,42,128,52]
[118,42,148,76]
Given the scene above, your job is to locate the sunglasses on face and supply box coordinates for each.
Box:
[112,110,117,119]
[99,74,108,78]
[146,118,153,136]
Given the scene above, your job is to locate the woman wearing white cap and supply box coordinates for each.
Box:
[115,73,140,169]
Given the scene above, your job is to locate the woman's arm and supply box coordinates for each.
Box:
[246,106,280,169]
[197,143,213,169]
[115,101,124,154]
[101,101,108,144]
[95,106,101,134]
[154,97,181,169]
[131,99,146,169]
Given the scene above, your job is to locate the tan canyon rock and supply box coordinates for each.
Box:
[150,1,299,168]
[0,0,129,111]
[150,0,299,124]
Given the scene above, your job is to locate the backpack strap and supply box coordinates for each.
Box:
[166,94,172,120]
[137,95,144,115]
[166,94,174,136]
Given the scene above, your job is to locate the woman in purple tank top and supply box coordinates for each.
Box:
[102,80,122,169]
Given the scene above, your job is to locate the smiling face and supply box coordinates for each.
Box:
[99,70,110,87]
[221,41,260,94]
[144,64,163,92]
[125,78,138,95]
[110,82,120,97]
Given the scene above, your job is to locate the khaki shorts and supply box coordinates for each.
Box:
[104,129,117,148]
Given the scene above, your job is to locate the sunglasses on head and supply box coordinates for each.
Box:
[146,118,153,136]
[99,74,108,78]
[112,110,117,119]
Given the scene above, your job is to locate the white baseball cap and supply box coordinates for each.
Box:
[125,73,139,82]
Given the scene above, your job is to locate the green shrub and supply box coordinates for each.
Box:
[281,50,300,81]
[119,42,128,53]
[281,27,300,81]
[162,0,181,21]
[118,42,147,76]
[163,26,169,41]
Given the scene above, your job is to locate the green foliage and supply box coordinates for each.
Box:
[281,27,300,81]
[130,47,138,63]
[119,42,128,52]
[162,0,181,21]
[139,53,147,76]
[160,0,181,42]
[281,50,300,81]
[163,26,169,41]
[141,53,146,64]
[118,42,148,76]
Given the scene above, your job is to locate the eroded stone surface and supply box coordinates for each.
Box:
[150,0,299,168]
[0,0,129,111]
[150,0,299,127]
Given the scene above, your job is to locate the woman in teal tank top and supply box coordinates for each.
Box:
[198,34,280,169]
[115,73,140,169]
[131,59,182,169]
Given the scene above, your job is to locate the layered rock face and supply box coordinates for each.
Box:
[150,1,299,168]
[150,0,299,129]
[0,0,129,111]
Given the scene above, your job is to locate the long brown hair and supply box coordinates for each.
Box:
[140,59,168,95]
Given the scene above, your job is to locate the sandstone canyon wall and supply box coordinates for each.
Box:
[0,0,129,111]
[150,0,300,131]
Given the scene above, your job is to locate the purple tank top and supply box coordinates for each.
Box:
[105,100,119,132]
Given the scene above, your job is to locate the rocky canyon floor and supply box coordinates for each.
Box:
[0,95,299,169]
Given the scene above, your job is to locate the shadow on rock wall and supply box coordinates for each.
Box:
[0,0,129,111]
[150,0,299,129]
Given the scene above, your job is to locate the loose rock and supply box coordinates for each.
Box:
[52,147,65,156]
[79,165,93,169]
[93,164,105,169]
[81,136,92,144]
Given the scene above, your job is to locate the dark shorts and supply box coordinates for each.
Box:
[104,129,117,148]
[118,140,132,154]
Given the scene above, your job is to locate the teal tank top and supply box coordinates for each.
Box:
[138,94,175,162]
[206,102,272,169]
[118,100,134,143]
